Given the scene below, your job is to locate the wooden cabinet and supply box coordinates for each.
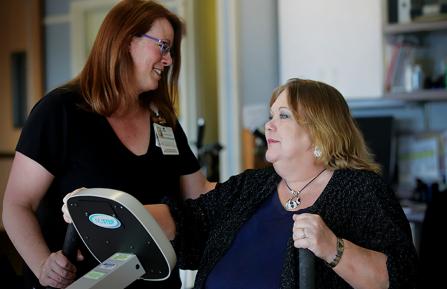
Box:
[242,129,270,170]
[0,0,43,153]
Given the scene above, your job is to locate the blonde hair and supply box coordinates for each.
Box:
[67,0,183,126]
[270,78,381,174]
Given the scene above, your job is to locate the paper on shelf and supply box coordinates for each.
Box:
[398,133,442,188]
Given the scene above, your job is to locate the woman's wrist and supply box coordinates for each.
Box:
[325,237,344,268]
[146,204,176,240]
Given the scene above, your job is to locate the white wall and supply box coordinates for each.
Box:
[278,0,384,98]
[240,0,279,106]
[217,0,279,180]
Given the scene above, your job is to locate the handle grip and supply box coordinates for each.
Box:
[62,223,79,263]
[46,223,79,289]
[299,248,315,289]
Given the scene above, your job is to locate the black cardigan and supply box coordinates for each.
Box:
[169,167,418,289]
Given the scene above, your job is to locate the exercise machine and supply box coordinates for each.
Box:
[62,188,176,289]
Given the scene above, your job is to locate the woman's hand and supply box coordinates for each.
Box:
[38,250,77,288]
[61,188,85,223]
[292,213,338,263]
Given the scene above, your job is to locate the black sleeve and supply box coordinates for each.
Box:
[16,89,69,176]
[359,175,418,289]
[174,121,200,175]
[164,171,251,269]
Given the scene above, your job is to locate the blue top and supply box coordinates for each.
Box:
[205,191,295,289]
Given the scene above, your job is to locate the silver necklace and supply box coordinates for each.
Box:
[284,169,326,211]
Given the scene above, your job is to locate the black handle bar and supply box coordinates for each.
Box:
[46,223,79,289]
[299,248,315,289]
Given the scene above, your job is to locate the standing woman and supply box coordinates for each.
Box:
[2,1,213,288]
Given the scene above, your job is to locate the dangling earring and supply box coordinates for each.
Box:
[313,146,322,158]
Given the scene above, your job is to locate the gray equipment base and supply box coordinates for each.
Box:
[67,253,144,289]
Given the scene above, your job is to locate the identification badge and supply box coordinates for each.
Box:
[153,123,179,155]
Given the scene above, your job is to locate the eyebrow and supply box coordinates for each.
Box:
[272,106,290,111]
[269,106,291,114]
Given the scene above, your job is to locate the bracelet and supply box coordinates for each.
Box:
[326,237,344,268]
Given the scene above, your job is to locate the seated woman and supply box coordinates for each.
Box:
[166,78,417,289]
[64,78,418,289]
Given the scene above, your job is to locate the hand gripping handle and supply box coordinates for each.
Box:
[46,223,79,289]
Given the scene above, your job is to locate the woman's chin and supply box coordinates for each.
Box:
[265,152,276,164]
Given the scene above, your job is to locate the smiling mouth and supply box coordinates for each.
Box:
[153,68,163,76]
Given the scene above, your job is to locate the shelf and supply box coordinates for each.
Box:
[383,89,447,101]
[384,20,447,34]
[347,98,406,109]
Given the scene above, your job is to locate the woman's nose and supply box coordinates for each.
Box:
[162,52,172,66]
[265,119,274,131]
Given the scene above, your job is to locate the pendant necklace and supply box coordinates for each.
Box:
[284,169,326,211]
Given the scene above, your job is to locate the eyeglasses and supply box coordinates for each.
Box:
[142,34,171,56]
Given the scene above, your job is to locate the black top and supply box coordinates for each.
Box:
[17,87,200,289]
[169,167,418,289]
